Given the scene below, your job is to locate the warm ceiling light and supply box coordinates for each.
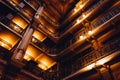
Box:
[24,55,31,61]
[82,14,86,18]
[23,45,41,61]
[76,0,82,7]
[33,30,46,42]
[41,61,48,66]
[0,30,19,50]
[97,59,105,65]
[12,16,28,29]
[13,25,22,33]
[79,35,84,39]
[32,37,36,42]
[88,30,93,35]
[1,43,5,47]
[74,8,78,13]
[96,58,107,66]
[37,64,48,70]
[76,19,81,24]
[24,45,41,61]
[0,40,11,50]
[14,26,18,29]
[86,63,95,70]
[79,5,83,9]
[36,54,56,70]
[32,37,37,43]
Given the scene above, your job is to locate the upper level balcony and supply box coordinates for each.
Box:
[47,2,120,57]
[62,35,120,79]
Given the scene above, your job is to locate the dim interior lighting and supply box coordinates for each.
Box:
[0,38,12,50]
[14,26,18,29]
[12,16,28,29]
[24,55,31,61]
[33,30,47,42]
[24,50,33,61]
[79,5,83,9]
[36,54,56,70]
[74,8,78,13]
[86,63,95,70]
[76,19,81,24]
[37,61,49,70]
[86,58,107,70]
[37,64,48,70]
[32,38,35,42]
[32,37,37,43]
[96,58,107,66]
[88,30,93,35]
[97,60,105,65]
[41,61,47,66]
[82,14,86,18]
[1,43,5,47]
[83,51,120,72]
[10,22,23,33]
[79,35,84,39]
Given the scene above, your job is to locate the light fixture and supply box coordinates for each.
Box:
[76,19,81,24]
[11,16,28,29]
[32,37,37,43]
[1,43,5,47]
[96,58,107,66]
[0,38,12,50]
[79,35,84,39]
[10,22,23,33]
[74,8,78,13]
[36,54,56,70]
[14,26,18,29]
[79,5,83,9]
[24,50,32,61]
[97,60,105,65]
[88,30,93,35]
[33,30,47,42]
[37,64,48,70]
[82,13,86,18]
[23,55,31,61]
[37,61,49,70]
[86,63,95,70]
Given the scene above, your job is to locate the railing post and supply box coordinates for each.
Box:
[11,6,44,62]
[103,65,115,80]
[94,67,105,80]
[12,27,34,61]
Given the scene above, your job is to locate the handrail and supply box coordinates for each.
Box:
[46,5,120,57]
[62,38,120,80]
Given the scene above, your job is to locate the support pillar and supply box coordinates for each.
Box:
[95,67,105,80]
[12,6,44,62]
[103,65,115,80]
[12,27,34,61]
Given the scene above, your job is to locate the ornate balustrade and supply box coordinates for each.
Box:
[71,37,120,73]
[48,3,120,55]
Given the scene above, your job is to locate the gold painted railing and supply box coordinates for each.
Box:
[71,37,120,73]
[48,4,120,55]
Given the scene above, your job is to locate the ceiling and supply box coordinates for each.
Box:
[34,0,82,58]
[0,0,81,71]
[0,0,118,71]
[34,0,117,62]
[36,0,80,41]
[35,0,93,57]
